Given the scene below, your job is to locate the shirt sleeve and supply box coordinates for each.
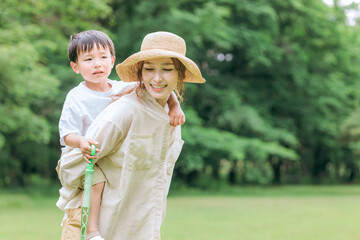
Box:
[112,81,137,95]
[58,101,133,190]
[87,120,126,161]
[58,96,83,146]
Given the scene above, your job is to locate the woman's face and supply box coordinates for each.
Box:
[142,58,179,106]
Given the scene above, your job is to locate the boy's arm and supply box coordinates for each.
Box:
[111,83,138,100]
[64,133,99,163]
[167,92,185,127]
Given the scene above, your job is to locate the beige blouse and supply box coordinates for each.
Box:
[57,90,184,240]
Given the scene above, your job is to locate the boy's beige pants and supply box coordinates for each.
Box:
[61,207,81,240]
[58,163,105,240]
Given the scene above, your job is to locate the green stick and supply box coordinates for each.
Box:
[80,144,96,240]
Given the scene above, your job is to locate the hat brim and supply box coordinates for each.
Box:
[116,49,206,83]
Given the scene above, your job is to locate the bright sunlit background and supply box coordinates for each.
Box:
[323,0,360,25]
[2,1,360,239]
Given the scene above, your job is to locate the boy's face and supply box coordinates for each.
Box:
[142,57,179,107]
[70,45,115,86]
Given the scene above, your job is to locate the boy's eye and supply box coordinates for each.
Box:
[102,56,108,59]
[84,58,92,61]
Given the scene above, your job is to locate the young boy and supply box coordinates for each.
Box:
[58,30,185,240]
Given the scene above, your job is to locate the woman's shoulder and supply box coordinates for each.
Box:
[99,91,139,117]
[113,89,139,107]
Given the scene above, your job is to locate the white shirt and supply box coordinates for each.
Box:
[58,79,132,146]
[57,89,184,240]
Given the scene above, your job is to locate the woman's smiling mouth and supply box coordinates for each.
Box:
[151,84,167,91]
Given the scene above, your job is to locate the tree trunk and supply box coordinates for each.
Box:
[270,156,282,185]
[228,161,237,185]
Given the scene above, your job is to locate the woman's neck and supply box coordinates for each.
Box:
[156,95,171,107]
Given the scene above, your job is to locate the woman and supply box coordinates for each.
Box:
[57,31,205,240]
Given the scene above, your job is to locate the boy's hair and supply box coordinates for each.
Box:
[67,30,115,63]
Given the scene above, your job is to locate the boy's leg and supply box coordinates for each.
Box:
[87,181,105,234]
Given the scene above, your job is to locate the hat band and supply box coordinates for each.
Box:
[140,47,186,56]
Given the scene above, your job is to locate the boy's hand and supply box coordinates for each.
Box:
[167,92,185,127]
[79,137,99,163]
[169,106,185,127]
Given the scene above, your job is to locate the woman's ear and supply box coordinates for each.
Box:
[70,61,80,74]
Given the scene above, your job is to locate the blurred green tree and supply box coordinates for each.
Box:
[0,0,112,186]
[2,0,360,187]
[106,0,360,185]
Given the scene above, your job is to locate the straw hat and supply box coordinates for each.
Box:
[116,31,206,83]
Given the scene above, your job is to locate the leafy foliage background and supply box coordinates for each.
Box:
[2,0,360,188]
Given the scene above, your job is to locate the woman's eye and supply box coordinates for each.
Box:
[145,68,154,71]
[164,68,174,71]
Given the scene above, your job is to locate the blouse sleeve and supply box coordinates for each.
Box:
[57,101,133,190]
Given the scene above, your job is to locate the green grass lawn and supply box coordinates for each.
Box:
[1,185,360,240]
